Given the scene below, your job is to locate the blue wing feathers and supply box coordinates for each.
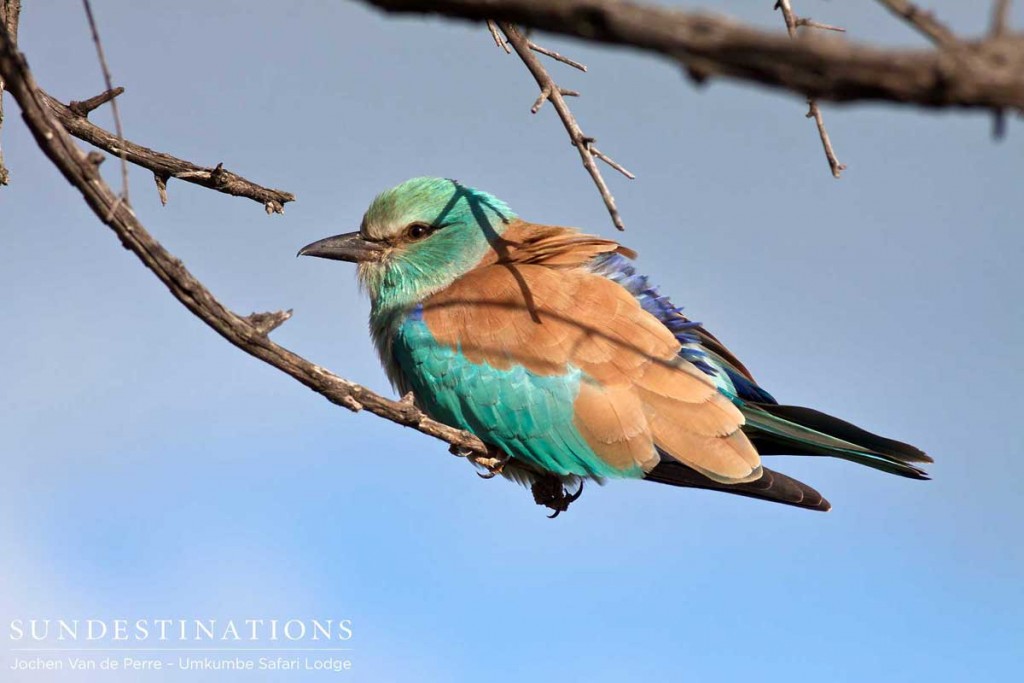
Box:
[589,252,776,405]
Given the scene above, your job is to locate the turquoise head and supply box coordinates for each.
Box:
[299,177,517,314]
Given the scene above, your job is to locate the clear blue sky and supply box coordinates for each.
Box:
[2,2,1021,681]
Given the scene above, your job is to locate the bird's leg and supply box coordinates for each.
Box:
[532,477,585,518]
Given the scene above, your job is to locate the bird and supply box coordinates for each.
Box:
[299,177,931,513]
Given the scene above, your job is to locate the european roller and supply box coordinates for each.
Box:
[300,177,930,512]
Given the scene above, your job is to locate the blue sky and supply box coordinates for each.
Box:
[2,2,1022,681]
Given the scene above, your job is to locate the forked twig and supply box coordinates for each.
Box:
[775,0,846,178]
[39,89,295,212]
[495,22,633,230]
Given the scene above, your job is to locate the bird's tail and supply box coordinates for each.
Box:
[741,403,932,479]
[646,460,831,511]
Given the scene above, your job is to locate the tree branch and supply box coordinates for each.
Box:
[38,89,296,213]
[0,0,21,186]
[497,22,633,231]
[0,21,572,511]
[361,0,1024,112]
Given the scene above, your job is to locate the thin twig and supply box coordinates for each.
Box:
[806,101,844,176]
[592,147,635,179]
[81,0,130,204]
[991,0,1013,138]
[774,0,846,178]
[486,19,510,52]
[992,0,1013,37]
[39,89,295,212]
[0,0,21,186]
[497,22,632,230]
[873,0,958,48]
[795,18,845,33]
[528,41,587,71]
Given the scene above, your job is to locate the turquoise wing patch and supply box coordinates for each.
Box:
[393,311,642,480]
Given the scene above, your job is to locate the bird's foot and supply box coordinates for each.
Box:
[449,444,509,479]
[473,450,510,479]
[532,477,585,518]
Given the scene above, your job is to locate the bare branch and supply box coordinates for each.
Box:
[81,0,130,204]
[39,90,295,213]
[361,0,1024,112]
[0,0,21,186]
[775,1,846,178]
[497,22,633,230]
[0,24,571,512]
[873,0,957,48]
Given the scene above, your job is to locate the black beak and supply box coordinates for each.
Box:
[297,232,386,263]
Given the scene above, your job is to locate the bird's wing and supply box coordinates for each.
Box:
[586,249,779,405]
[407,256,761,484]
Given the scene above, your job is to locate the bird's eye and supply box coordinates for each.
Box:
[407,223,432,240]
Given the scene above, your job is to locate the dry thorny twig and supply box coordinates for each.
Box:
[38,87,296,213]
[489,21,634,231]
[774,0,847,178]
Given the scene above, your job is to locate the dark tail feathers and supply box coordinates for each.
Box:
[645,461,831,512]
[742,403,932,480]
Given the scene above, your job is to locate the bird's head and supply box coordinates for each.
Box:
[299,177,516,311]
